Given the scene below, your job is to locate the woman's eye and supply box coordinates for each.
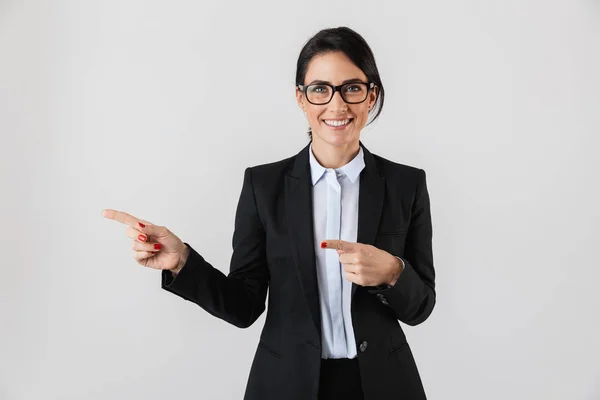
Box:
[345,85,360,92]
[312,86,327,93]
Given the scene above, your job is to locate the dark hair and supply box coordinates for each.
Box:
[295,27,385,140]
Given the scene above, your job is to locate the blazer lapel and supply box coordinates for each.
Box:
[285,140,384,335]
[354,142,385,296]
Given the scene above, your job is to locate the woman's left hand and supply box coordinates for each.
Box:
[321,240,404,287]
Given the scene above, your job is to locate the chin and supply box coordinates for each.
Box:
[317,130,357,146]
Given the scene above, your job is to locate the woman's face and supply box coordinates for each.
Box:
[296,51,378,149]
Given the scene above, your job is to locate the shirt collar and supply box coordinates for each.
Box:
[309,143,365,186]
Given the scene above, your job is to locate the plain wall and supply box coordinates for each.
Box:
[1,0,599,399]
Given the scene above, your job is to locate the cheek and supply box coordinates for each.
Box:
[307,112,319,124]
[353,107,370,124]
[306,108,324,122]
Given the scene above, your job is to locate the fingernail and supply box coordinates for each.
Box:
[320,241,327,248]
[138,234,146,242]
[154,243,161,250]
[138,222,145,228]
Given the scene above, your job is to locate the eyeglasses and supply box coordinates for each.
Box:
[297,81,375,105]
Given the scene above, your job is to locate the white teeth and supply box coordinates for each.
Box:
[324,119,351,127]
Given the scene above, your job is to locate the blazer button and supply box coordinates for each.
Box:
[359,341,368,352]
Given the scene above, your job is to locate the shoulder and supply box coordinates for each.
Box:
[247,154,296,174]
[370,151,426,184]
[240,153,296,192]
[372,152,421,173]
[246,154,295,175]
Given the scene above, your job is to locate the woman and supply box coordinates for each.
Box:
[103,26,435,400]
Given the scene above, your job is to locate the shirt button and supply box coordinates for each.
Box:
[359,341,368,352]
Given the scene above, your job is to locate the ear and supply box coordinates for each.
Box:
[368,85,379,110]
[296,86,306,112]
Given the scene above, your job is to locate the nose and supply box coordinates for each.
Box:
[328,90,348,111]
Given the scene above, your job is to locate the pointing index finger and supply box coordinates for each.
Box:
[321,240,355,252]
[102,209,144,228]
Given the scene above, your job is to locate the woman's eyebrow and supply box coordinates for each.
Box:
[307,78,365,85]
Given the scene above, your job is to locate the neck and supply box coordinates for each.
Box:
[311,137,360,169]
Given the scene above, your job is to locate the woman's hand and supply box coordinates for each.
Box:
[321,240,404,287]
[102,209,189,273]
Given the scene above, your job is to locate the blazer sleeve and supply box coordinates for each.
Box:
[160,167,270,329]
[368,168,436,326]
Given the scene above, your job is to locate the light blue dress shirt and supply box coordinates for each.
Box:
[309,143,365,359]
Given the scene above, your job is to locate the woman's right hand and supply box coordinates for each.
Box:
[102,209,189,273]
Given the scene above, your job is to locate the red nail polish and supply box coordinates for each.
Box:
[154,243,161,250]
[138,234,146,242]
[138,222,145,228]
[320,241,327,248]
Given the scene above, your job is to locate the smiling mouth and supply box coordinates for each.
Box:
[323,118,354,127]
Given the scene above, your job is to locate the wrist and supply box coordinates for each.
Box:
[389,256,404,286]
[172,244,190,275]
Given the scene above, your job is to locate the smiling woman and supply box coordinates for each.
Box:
[105,26,435,400]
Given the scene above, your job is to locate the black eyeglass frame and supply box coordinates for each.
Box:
[297,81,375,105]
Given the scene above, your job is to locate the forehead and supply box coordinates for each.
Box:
[304,51,367,84]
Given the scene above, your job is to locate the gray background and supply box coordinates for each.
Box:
[1,0,599,399]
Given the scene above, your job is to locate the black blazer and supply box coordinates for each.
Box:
[161,140,436,400]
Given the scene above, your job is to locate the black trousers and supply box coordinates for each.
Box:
[318,358,365,400]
